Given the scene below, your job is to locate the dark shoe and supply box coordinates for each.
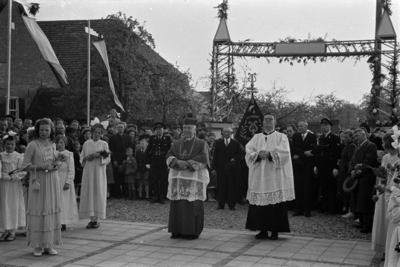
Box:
[352,224,363,229]
[5,233,15,242]
[86,222,94,229]
[305,212,311,218]
[317,208,329,213]
[360,228,371,234]
[170,233,183,239]
[61,224,66,231]
[229,207,236,211]
[0,232,9,241]
[216,207,224,210]
[186,235,199,240]
[150,198,158,204]
[92,221,100,229]
[159,199,165,204]
[138,196,143,200]
[237,200,245,205]
[270,231,278,240]
[255,231,269,239]
[293,212,304,217]
[329,208,337,214]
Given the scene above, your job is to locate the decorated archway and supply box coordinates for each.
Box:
[210,0,397,125]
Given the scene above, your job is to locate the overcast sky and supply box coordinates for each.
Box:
[35,0,400,104]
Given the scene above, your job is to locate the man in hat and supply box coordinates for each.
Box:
[212,127,243,210]
[146,122,172,204]
[245,113,295,240]
[315,117,341,213]
[166,115,209,240]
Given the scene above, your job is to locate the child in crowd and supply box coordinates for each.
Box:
[136,135,150,200]
[0,133,27,241]
[123,147,137,200]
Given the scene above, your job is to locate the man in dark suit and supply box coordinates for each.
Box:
[348,128,378,233]
[212,127,244,210]
[146,122,172,204]
[292,120,317,217]
[359,123,383,151]
[136,134,151,200]
[109,122,132,198]
[315,118,341,213]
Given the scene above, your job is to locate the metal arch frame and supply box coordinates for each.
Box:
[210,16,397,123]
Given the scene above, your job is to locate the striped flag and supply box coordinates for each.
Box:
[22,16,68,84]
[92,40,125,112]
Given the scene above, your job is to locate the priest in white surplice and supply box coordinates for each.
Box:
[245,113,295,240]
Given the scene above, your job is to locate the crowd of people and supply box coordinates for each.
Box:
[2,109,400,265]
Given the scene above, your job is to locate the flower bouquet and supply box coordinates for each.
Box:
[98,150,110,159]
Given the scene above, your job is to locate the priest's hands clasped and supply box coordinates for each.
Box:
[258,150,270,160]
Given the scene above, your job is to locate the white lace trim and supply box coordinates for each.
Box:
[168,196,206,202]
[246,188,295,205]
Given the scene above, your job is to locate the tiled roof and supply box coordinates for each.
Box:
[37,19,173,79]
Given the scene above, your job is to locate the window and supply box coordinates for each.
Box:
[9,97,19,118]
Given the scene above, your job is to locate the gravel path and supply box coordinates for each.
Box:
[106,198,371,241]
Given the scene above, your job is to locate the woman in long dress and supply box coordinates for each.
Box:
[0,132,27,242]
[372,133,399,254]
[22,118,62,257]
[55,135,79,231]
[79,124,110,228]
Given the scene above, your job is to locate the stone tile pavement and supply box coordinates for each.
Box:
[0,220,381,267]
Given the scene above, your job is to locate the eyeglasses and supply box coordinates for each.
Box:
[264,118,274,122]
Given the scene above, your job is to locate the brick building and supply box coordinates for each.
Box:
[0,1,183,121]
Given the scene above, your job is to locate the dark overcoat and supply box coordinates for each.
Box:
[348,140,378,213]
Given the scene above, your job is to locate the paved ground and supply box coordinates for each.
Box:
[0,219,381,267]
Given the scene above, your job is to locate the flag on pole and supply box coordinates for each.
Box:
[22,16,68,84]
[92,40,125,112]
[234,97,264,146]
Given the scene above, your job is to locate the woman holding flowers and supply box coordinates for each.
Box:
[0,132,27,242]
[55,135,78,231]
[22,118,62,257]
[79,124,110,229]
[372,133,399,255]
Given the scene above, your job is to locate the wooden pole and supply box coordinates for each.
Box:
[374,0,383,115]
[87,20,91,125]
[6,0,12,115]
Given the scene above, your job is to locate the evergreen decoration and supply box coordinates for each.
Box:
[215,0,228,20]
[29,3,40,16]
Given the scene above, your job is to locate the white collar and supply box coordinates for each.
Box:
[358,139,368,147]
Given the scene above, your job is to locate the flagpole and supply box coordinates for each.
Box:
[87,20,90,126]
[6,0,12,115]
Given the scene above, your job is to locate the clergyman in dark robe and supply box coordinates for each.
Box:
[166,114,209,240]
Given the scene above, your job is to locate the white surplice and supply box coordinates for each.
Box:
[245,131,295,206]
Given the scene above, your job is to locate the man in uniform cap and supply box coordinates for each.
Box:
[315,117,341,213]
[166,113,209,240]
[146,122,172,204]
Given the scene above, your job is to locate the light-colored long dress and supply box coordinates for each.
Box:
[22,140,62,248]
[372,154,399,252]
[79,140,110,219]
[0,151,26,230]
[57,150,79,224]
